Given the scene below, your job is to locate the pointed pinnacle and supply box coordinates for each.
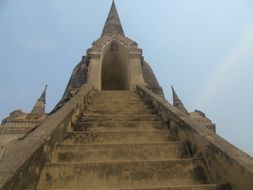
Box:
[38,84,47,104]
[101,0,125,36]
[171,86,189,115]
[172,86,180,104]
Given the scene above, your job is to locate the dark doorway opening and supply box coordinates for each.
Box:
[101,41,129,90]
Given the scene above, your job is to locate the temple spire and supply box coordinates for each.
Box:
[29,85,47,118]
[171,86,189,115]
[101,0,125,36]
[38,84,47,104]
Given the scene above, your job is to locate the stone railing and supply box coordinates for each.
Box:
[0,84,95,190]
[136,85,253,190]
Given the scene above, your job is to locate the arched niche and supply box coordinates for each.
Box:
[101,40,129,90]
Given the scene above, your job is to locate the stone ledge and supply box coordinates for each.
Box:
[0,84,94,190]
[136,85,253,190]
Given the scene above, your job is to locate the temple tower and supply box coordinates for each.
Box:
[87,1,145,90]
[27,85,47,119]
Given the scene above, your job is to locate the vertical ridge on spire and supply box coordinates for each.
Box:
[101,0,125,36]
[171,86,189,115]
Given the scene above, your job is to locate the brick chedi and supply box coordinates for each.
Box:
[0,85,47,157]
[171,86,216,132]
[0,1,252,190]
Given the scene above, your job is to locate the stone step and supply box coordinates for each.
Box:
[52,183,231,190]
[92,99,142,103]
[93,98,141,100]
[89,105,149,110]
[92,96,141,103]
[93,95,140,99]
[80,114,160,122]
[89,103,152,110]
[90,101,148,107]
[95,90,137,96]
[93,97,141,101]
[54,142,185,162]
[63,131,171,144]
[96,90,135,92]
[37,159,206,190]
[72,121,164,132]
[85,108,155,115]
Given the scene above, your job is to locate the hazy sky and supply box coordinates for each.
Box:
[0,0,253,155]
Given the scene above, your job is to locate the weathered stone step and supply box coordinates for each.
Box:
[37,159,205,190]
[90,101,147,107]
[86,105,153,111]
[93,99,142,101]
[95,90,137,96]
[92,99,142,103]
[53,183,231,190]
[96,90,135,92]
[85,108,155,115]
[80,114,160,122]
[54,142,184,162]
[93,95,140,99]
[63,131,171,144]
[89,103,151,110]
[93,97,141,100]
[72,121,164,132]
[93,97,141,101]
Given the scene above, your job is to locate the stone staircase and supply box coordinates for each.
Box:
[37,91,230,190]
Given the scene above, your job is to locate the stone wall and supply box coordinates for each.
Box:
[136,85,253,190]
[0,85,95,190]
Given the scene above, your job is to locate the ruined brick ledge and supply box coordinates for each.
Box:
[136,85,253,190]
[0,84,95,190]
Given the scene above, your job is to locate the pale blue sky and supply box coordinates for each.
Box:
[0,0,253,155]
